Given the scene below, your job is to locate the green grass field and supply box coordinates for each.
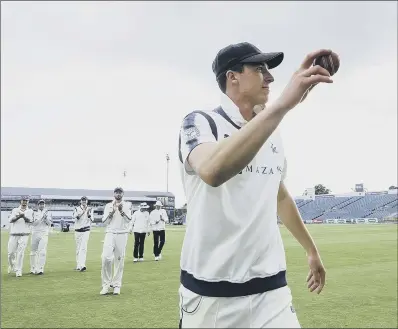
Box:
[1,225,397,328]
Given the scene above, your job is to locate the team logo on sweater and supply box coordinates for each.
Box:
[183,126,200,142]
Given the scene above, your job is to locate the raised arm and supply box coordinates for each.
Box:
[44,211,53,226]
[180,108,287,187]
[102,205,115,225]
[9,209,22,223]
[161,209,169,223]
[181,49,333,187]
[120,203,132,222]
[23,209,34,223]
[72,207,80,223]
[88,207,95,222]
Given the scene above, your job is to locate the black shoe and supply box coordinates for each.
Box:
[80,267,87,272]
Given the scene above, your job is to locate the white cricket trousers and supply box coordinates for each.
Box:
[101,232,128,288]
[75,231,90,269]
[8,235,29,273]
[179,285,301,328]
[30,231,49,273]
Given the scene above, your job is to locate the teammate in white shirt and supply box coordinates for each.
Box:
[177,43,332,328]
[100,187,132,295]
[8,196,34,277]
[72,196,94,272]
[130,202,150,262]
[149,200,169,261]
[30,199,52,275]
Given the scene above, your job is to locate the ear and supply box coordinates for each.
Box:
[226,70,239,84]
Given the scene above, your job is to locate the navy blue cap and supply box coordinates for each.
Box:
[212,42,284,79]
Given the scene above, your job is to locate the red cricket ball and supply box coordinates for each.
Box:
[314,52,340,76]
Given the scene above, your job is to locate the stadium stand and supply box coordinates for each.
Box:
[1,187,397,227]
[297,192,398,221]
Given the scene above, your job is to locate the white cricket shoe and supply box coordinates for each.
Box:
[133,258,138,262]
[100,286,110,295]
[155,256,159,261]
[16,271,22,277]
[139,258,144,262]
[113,287,121,295]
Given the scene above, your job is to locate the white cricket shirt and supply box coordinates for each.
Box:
[32,209,52,234]
[72,206,94,231]
[9,207,34,235]
[178,93,288,297]
[149,208,169,231]
[131,210,150,233]
[102,201,132,234]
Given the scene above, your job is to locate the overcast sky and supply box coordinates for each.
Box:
[1,1,397,206]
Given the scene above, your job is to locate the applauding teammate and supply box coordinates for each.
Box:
[100,187,132,295]
[7,196,34,277]
[149,200,169,261]
[72,196,94,272]
[30,200,52,275]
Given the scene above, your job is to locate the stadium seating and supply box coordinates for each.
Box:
[1,190,396,228]
[295,193,398,221]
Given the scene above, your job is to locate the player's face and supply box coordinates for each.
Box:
[156,205,160,210]
[38,203,45,210]
[237,63,274,106]
[114,191,123,201]
[20,200,28,208]
[81,200,87,207]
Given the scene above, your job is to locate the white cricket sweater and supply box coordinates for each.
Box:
[102,201,132,234]
[178,93,288,297]
[9,207,34,235]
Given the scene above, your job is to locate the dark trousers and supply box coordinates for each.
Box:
[153,230,165,257]
[133,232,146,258]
